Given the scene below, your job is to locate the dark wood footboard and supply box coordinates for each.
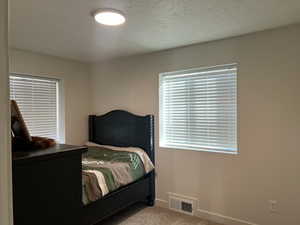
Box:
[82,172,155,225]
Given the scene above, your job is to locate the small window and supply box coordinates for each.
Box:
[159,64,237,154]
[10,74,62,141]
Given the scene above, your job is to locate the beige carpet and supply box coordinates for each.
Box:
[99,204,223,225]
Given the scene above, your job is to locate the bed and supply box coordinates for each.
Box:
[81,110,155,225]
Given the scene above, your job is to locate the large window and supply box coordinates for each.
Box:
[159,64,237,154]
[10,74,61,141]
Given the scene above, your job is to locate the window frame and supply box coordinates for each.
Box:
[159,64,238,154]
[9,73,65,143]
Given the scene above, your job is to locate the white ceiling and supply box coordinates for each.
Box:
[10,0,300,63]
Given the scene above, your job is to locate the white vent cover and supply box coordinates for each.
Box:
[168,193,196,216]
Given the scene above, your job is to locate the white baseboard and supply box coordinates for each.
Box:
[155,198,168,208]
[155,198,258,225]
[195,208,258,225]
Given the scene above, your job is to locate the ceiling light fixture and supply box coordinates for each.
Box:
[93,9,126,26]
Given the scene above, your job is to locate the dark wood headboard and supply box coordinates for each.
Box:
[89,110,154,164]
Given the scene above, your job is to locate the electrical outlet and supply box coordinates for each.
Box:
[269,200,277,213]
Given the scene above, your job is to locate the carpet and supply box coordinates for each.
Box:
[98,204,223,225]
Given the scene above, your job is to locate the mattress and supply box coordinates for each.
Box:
[82,145,154,205]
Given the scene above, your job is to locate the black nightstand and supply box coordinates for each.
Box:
[12,144,87,225]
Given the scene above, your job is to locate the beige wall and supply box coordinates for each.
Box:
[9,49,91,145]
[90,24,300,225]
[0,0,13,224]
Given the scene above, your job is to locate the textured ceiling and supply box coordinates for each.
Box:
[10,0,300,63]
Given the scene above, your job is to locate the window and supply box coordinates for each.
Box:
[10,74,62,141]
[159,64,237,154]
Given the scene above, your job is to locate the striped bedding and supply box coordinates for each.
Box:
[82,143,154,205]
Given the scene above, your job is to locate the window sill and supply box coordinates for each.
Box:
[159,144,238,155]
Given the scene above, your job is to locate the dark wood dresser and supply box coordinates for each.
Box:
[12,144,87,225]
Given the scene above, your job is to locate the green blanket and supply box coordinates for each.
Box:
[82,147,146,204]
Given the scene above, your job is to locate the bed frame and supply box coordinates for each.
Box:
[82,110,155,225]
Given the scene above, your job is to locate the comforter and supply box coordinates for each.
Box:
[82,145,154,205]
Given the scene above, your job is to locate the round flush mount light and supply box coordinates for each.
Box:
[93,9,126,26]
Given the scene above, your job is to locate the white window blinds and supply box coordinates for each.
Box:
[159,64,237,154]
[10,74,59,140]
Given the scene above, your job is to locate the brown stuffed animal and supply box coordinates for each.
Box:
[31,136,56,149]
[11,100,56,151]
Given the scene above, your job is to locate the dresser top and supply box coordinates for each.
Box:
[13,144,87,164]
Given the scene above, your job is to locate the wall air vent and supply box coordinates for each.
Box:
[168,193,196,216]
